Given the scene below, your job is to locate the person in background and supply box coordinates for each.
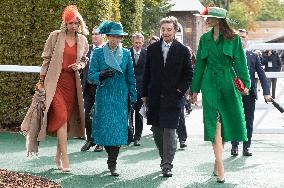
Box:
[192,7,250,183]
[142,16,193,177]
[262,49,281,98]
[129,33,147,146]
[88,21,137,176]
[80,26,104,152]
[36,5,89,171]
[231,29,272,157]
[149,35,159,45]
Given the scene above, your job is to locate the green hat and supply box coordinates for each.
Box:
[194,7,227,19]
[96,21,128,36]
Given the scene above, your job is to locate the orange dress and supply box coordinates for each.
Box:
[47,42,77,133]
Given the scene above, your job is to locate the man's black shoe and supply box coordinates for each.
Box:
[231,145,238,156]
[94,145,103,152]
[180,141,187,149]
[243,148,252,156]
[133,140,141,146]
[81,141,95,151]
[162,168,173,177]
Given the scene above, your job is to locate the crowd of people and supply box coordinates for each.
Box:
[22,4,283,183]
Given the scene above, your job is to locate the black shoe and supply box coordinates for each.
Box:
[94,145,103,152]
[180,141,187,149]
[81,141,95,151]
[110,168,119,176]
[162,168,173,177]
[231,145,238,156]
[243,148,252,156]
[133,140,141,146]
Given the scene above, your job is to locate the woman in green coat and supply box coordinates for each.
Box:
[192,7,250,183]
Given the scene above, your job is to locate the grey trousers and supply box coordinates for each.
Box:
[151,126,177,170]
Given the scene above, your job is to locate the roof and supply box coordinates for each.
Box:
[247,43,284,50]
[169,0,204,12]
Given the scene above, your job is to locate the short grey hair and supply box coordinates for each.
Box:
[159,16,179,31]
[132,33,144,41]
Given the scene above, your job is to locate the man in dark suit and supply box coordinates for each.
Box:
[129,33,147,146]
[142,16,193,177]
[231,29,272,157]
[80,27,104,152]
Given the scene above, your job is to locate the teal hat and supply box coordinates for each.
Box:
[96,21,128,36]
[194,7,227,19]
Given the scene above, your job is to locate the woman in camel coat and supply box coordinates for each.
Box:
[36,5,89,171]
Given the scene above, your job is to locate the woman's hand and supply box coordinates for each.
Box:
[35,80,44,91]
[68,63,82,71]
[240,88,249,96]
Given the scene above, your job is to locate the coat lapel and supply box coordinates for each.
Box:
[165,39,178,68]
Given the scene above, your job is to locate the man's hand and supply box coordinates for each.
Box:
[141,97,148,108]
[191,93,198,105]
[264,95,272,102]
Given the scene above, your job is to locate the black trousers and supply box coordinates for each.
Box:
[232,94,255,149]
[83,82,96,142]
[177,106,187,142]
[104,146,120,170]
[131,96,143,141]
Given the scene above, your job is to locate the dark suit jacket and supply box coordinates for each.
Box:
[142,39,193,128]
[129,47,146,95]
[262,51,281,72]
[246,50,270,100]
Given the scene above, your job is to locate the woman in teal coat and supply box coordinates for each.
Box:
[192,7,250,183]
[88,21,137,176]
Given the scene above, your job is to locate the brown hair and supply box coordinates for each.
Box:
[219,19,236,40]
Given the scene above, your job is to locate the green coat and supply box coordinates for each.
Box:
[191,29,251,142]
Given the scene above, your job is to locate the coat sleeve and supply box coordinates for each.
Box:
[233,35,251,89]
[88,49,101,86]
[78,35,89,69]
[177,46,193,94]
[125,51,137,104]
[142,46,151,97]
[40,31,59,77]
[191,35,206,93]
[255,55,270,95]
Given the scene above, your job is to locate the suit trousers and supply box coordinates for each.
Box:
[105,146,120,170]
[177,107,187,142]
[132,97,144,141]
[83,82,96,142]
[151,126,177,170]
[232,94,255,149]
[268,78,277,98]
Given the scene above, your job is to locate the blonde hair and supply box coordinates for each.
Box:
[159,16,179,31]
[60,13,89,36]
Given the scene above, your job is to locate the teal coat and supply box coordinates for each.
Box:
[88,46,137,146]
[191,29,251,142]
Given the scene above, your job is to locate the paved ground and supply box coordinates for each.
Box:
[0,79,283,188]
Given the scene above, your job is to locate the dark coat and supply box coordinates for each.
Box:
[142,39,193,129]
[246,50,270,100]
[81,45,94,90]
[129,47,146,95]
[262,51,281,72]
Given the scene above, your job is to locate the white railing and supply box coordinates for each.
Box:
[0,65,41,73]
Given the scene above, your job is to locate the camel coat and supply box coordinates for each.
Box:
[38,30,89,141]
